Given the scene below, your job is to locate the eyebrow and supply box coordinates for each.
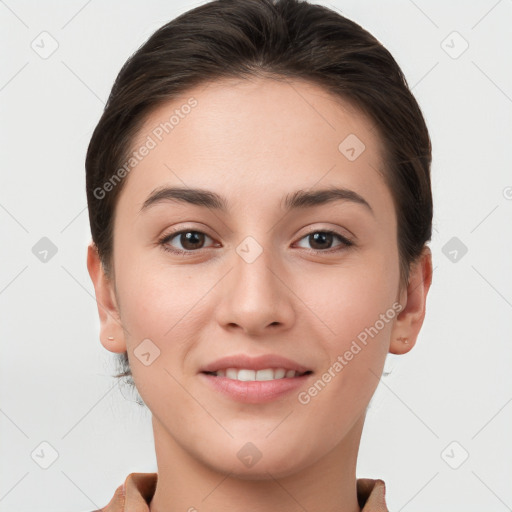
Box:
[139,185,374,215]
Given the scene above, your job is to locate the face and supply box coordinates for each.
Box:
[90,76,421,479]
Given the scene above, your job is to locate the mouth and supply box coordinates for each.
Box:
[202,368,313,381]
[199,354,314,403]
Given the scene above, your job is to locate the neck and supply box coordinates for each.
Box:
[149,415,365,512]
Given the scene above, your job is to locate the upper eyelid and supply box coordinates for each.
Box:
[161,220,354,238]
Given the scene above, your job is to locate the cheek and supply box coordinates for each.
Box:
[299,248,399,344]
[115,249,206,334]
[113,256,218,397]
[295,250,397,412]
[114,261,208,414]
[294,269,397,444]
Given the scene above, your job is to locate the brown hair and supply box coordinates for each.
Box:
[86,0,432,394]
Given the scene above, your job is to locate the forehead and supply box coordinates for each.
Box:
[118,76,392,219]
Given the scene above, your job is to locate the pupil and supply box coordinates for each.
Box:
[182,231,203,250]
[311,232,332,250]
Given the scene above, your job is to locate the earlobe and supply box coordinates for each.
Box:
[86,242,127,353]
[390,335,413,355]
[389,246,433,355]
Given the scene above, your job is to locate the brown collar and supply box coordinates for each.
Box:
[98,472,388,511]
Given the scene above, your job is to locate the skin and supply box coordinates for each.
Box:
[87,76,432,512]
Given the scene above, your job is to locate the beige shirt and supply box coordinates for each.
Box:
[94,472,389,511]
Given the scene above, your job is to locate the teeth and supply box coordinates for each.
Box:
[255,369,274,381]
[238,369,255,381]
[274,368,286,379]
[213,367,301,381]
[226,368,238,379]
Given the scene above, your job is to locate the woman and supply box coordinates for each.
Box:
[86,0,433,510]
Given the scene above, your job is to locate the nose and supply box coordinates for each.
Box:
[215,241,296,337]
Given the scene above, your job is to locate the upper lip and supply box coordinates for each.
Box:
[200,354,312,373]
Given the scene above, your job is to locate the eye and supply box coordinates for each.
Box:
[158,228,354,255]
[295,230,353,253]
[158,229,217,254]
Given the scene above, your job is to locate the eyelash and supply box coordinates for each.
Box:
[157,228,354,256]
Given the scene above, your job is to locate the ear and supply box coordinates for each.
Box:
[86,241,127,353]
[389,246,433,355]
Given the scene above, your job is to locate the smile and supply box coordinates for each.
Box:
[203,368,312,381]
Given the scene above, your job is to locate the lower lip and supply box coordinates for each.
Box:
[199,372,312,404]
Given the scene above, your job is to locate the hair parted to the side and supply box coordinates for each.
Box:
[85,0,433,395]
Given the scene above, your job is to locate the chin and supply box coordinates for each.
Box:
[199,439,314,481]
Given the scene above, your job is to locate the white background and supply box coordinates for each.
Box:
[1,1,511,511]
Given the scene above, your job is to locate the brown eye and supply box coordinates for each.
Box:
[296,230,353,252]
[309,232,334,250]
[160,230,215,253]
